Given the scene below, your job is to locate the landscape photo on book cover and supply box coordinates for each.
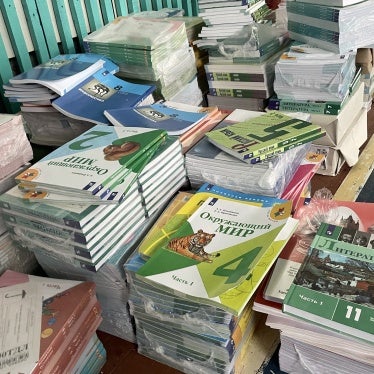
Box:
[283,222,374,343]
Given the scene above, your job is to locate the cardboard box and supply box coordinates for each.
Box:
[310,108,368,176]
[308,82,364,147]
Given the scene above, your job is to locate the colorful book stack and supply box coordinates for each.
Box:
[124,183,298,373]
[0,271,105,374]
[83,16,198,102]
[185,109,315,197]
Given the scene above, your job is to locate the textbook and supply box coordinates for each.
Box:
[104,100,209,135]
[283,222,374,344]
[8,53,118,96]
[137,182,288,259]
[14,125,166,203]
[205,111,323,163]
[137,191,298,315]
[265,197,374,304]
[52,68,156,126]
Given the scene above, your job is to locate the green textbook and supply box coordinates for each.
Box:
[283,222,374,344]
[137,194,297,315]
[205,111,323,163]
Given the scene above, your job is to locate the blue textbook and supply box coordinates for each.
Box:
[9,53,118,96]
[104,101,209,135]
[52,69,156,125]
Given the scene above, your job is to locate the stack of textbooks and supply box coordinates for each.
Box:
[204,110,325,164]
[104,100,227,153]
[17,210,176,342]
[286,0,374,55]
[253,195,374,373]
[83,16,198,102]
[271,42,367,176]
[281,221,374,373]
[273,43,358,102]
[51,68,156,126]
[13,125,168,205]
[0,132,187,273]
[124,183,298,373]
[0,134,187,341]
[3,53,119,146]
[0,271,106,374]
[185,109,316,197]
[195,1,290,110]
[197,0,272,42]
[0,113,38,274]
[206,47,286,107]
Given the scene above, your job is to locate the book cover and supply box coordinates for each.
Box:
[8,53,118,96]
[104,100,209,135]
[283,222,374,344]
[52,68,156,126]
[137,195,297,315]
[137,182,287,259]
[15,125,166,202]
[264,198,374,304]
[205,111,323,162]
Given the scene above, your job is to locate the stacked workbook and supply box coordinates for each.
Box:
[83,16,198,103]
[185,109,321,197]
[124,183,299,373]
[271,41,368,176]
[0,113,38,274]
[253,194,374,373]
[0,271,106,374]
[3,53,119,146]
[104,100,227,153]
[286,0,374,55]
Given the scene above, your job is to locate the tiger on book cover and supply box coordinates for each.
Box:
[167,229,219,263]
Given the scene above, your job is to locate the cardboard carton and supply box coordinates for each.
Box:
[311,108,367,176]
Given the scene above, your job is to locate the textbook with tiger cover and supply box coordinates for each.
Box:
[137,194,298,315]
[137,182,287,259]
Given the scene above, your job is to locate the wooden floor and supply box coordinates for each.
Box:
[96,107,374,374]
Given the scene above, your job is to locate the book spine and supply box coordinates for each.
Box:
[2,211,87,244]
[287,21,340,45]
[267,98,343,115]
[206,72,265,82]
[48,302,103,374]
[286,1,340,22]
[32,290,96,374]
[247,129,326,163]
[209,88,268,99]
